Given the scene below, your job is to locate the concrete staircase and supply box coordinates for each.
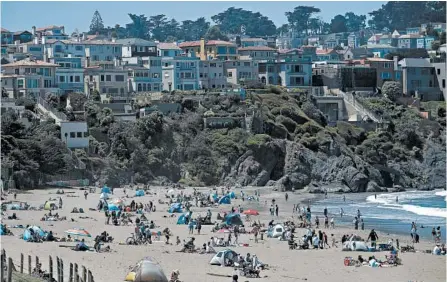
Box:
[36,97,67,125]
[338,90,382,123]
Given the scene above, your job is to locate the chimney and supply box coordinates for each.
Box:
[61,26,65,35]
[393,56,398,71]
[112,37,116,43]
[42,36,46,44]
[32,26,36,36]
[200,38,206,61]
[34,37,39,44]
[82,33,86,41]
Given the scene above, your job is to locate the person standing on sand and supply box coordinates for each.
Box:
[396,196,398,203]
[323,207,328,217]
[285,193,288,202]
[59,197,63,209]
[432,227,437,242]
[275,204,279,217]
[254,227,259,243]
[354,217,359,230]
[375,194,377,199]
[323,232,330,248]
[343,195,346,202]
[84,191,88,200]
[361,219,364,230]
[293,204,296,214]
[340,208,344,218]
[188,220,194,235]
[315,216,320,228]
[367,229,379,248]
[330,217,335,229]
[357,209,361,219]
[324,216,329,229]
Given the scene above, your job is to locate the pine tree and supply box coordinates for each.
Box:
[89,10,104,34]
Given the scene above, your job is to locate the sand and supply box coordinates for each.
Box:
[1,186,446,282]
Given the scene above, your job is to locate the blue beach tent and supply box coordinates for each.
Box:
[135,190,145,197]
[168,203,183,213]
[23,226,46,241]
[218,195,231,205]
[177,214,187,224]
[101,186,111,194]
[224,213,243,226]
[108,203,120,211]
[229,191,235,199]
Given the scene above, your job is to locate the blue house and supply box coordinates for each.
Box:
[157,43,182,57]
[1,28,14,44]
[13,31,33,43]
[50,57,84,94]
[363,44,397,58]
[398,35,421,49]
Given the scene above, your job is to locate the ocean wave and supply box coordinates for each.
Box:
[367,191,443,205]
[401,204,447,218]
[435,191,447,197]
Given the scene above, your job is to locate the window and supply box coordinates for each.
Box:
[421,69,429,75]
[75,76,80,82]
[214,73,217,78]
[200,73,203,78]
[244,62,250,67]
[147,84,152,91]
[18,79,24,88]
[381,72,391,79]
[163,51,169,56]
[121,88,124,94]
[77,132,82,138]
[59,76,65,82]
[100,75,105,82]
[142,84,147,91]
[210,63,216,67]
[443,79,445,89]
[83,132,89,138]
[75,46,83,51]
[106,75,111,81]
[137,84,142,92]
[25,68,31,73]
[410,80,421,88]
[70,76,74,82]
[395,72,401,80]
[152,73,159,78]
[438,69,441,75]
[228,72,232,77]
[190,62,195,67]
[176,62,180,67]
[115,75,125,82]
[70,132,76,138]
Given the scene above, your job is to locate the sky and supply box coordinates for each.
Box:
[1,1,386,33]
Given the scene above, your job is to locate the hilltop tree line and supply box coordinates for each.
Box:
[87,1,446,41]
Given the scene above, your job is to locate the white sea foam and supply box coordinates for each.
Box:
[435,191,447,197]
[401,204,447,218]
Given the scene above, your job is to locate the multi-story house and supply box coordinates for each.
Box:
[199,60,227,89]
[406,27,421,35]
[365,57,402,87]
[116,38,158,58]
[379,31,399,47]
[240,38,268,48]
[224,59,259,86]
[51,57,84,94]
[347,33,360,48]
[157,43,182,57]
[84,62,129,98]
[316,49,342,61]
[421,23,446,34]
[121,56,162,92]
[1,28,14,44]
[1,58,60,98]
[397,34,422,49]
[85,41,122,62]
[237,46,276,61]
[178,39,238,61]
[258,54,313,87]
[398,58,442,101]
[367,34,383,46]
[417,36,436,50]
[161,56,200,91]
[323,33,347,49]
[340,47,372,60]
[18,42,44,60]
[33,25,69,42]
[13,31,33,43]
[44,39,87,59]
[431,59,446,100]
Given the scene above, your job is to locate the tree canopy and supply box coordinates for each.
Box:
[89,10,105,35]
[285,6,321,35]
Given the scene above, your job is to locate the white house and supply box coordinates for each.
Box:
[60,121,89,148]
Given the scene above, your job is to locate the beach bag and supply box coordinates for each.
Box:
[344,257,352,266]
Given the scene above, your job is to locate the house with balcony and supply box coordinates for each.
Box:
[224,59,259,86]
[43,39,87,59]
[416,36,436,50]
[237,46,276,61]
[33,25,69,42]
[157,43,182,57]
[116,38,158,58]
[1,58,60,98]
[85,41,122,62]
[362,44,397,58]
[1,28,14,44]
[240,38,268,47]
[122,56,162,93]
[17,42,44,60]
[161,56,200,91]
[258,55,313,87]
[398,58,442,101]
[84,63,129,98]
[178,39,238,61]
[51,57,84,94]
[365,57,402,87]
[13,31,33,43]
[199,60,227,89]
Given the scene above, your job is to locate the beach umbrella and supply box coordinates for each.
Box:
[65,228,91,237]
[243,209,259,216]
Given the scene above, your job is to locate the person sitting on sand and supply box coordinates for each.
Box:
[46,231,56,242]
[71,207,79,213]
[75,239,89,251]
[170,270,180,281]
[312,235,319,249]
[176,236,181,246]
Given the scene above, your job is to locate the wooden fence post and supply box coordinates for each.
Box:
[56,257,60,282]
[87,270,93,282]
[49,256,53,280]
[82,266,86,282]
[74,263,79,282]
[7,258,13,282]
[35,256,39,270]
[20,253,23,273]
[69,263,73,282]
[61,259,64,282]
[28,255,31,275]
[1,250,5,282]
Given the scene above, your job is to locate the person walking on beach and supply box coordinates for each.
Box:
[315,216,320,228]
[361,219,364,230]
[432,227,437,242]
[285,193,288,202]
[254,227,259,243]
[354,217,359,230]
[411,222,417,243]
[331,234,337,248]
[367,229,379,249]
[84,191,88,200]
[343,195,346,202]
[323,207,328,217]
[340,208,344,218]
[275,205,279,217]
[396,196,398,203]
[13,193,16,200]
[330,217,335,229]
[324,216,329,229]
[436,226,442,244]
[293,204,296,214]
[59,197,63,209]
[357,209,361,219]
[188,220,194,234]
[323,232,330,248]
[374,194,377,199]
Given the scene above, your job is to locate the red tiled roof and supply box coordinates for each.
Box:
[1,28,10,33]
[157,42,181,50]
[178,40,235,48]
[2,58,59,67]
[36,25,63,32]
[238,46,276,51]
[316,49,334,55]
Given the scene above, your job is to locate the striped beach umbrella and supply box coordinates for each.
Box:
[65,228,91,237]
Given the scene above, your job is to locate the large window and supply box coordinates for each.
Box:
[59,76,65,82]
[75,76,81,82]
[18,79,24,88]
[75,46,83,51]
[115,75,125,81]
[106,75,111,82]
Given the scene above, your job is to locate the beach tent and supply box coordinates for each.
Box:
[218,195,231,205]
[228,191,235,199]
[268,224,285,238]
[23,226,46,241]
[101,186,111,194]
[125,258,168,282]
[342,235,368,251]
[209,249,238,266]
[44,201,57,210]
[135,190,145,197]
[168,203,182,213]
[209,193,218,202]
[100,193,110,200]
[176,214,187,225]
[167,189,175,196]
[224,213,243,226]
[107,203,120,211]
[6,203,21,210]
[0,224,6,236]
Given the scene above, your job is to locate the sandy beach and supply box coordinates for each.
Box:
[1,186,446,282]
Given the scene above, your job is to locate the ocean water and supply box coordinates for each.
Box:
[310,190,446,240]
